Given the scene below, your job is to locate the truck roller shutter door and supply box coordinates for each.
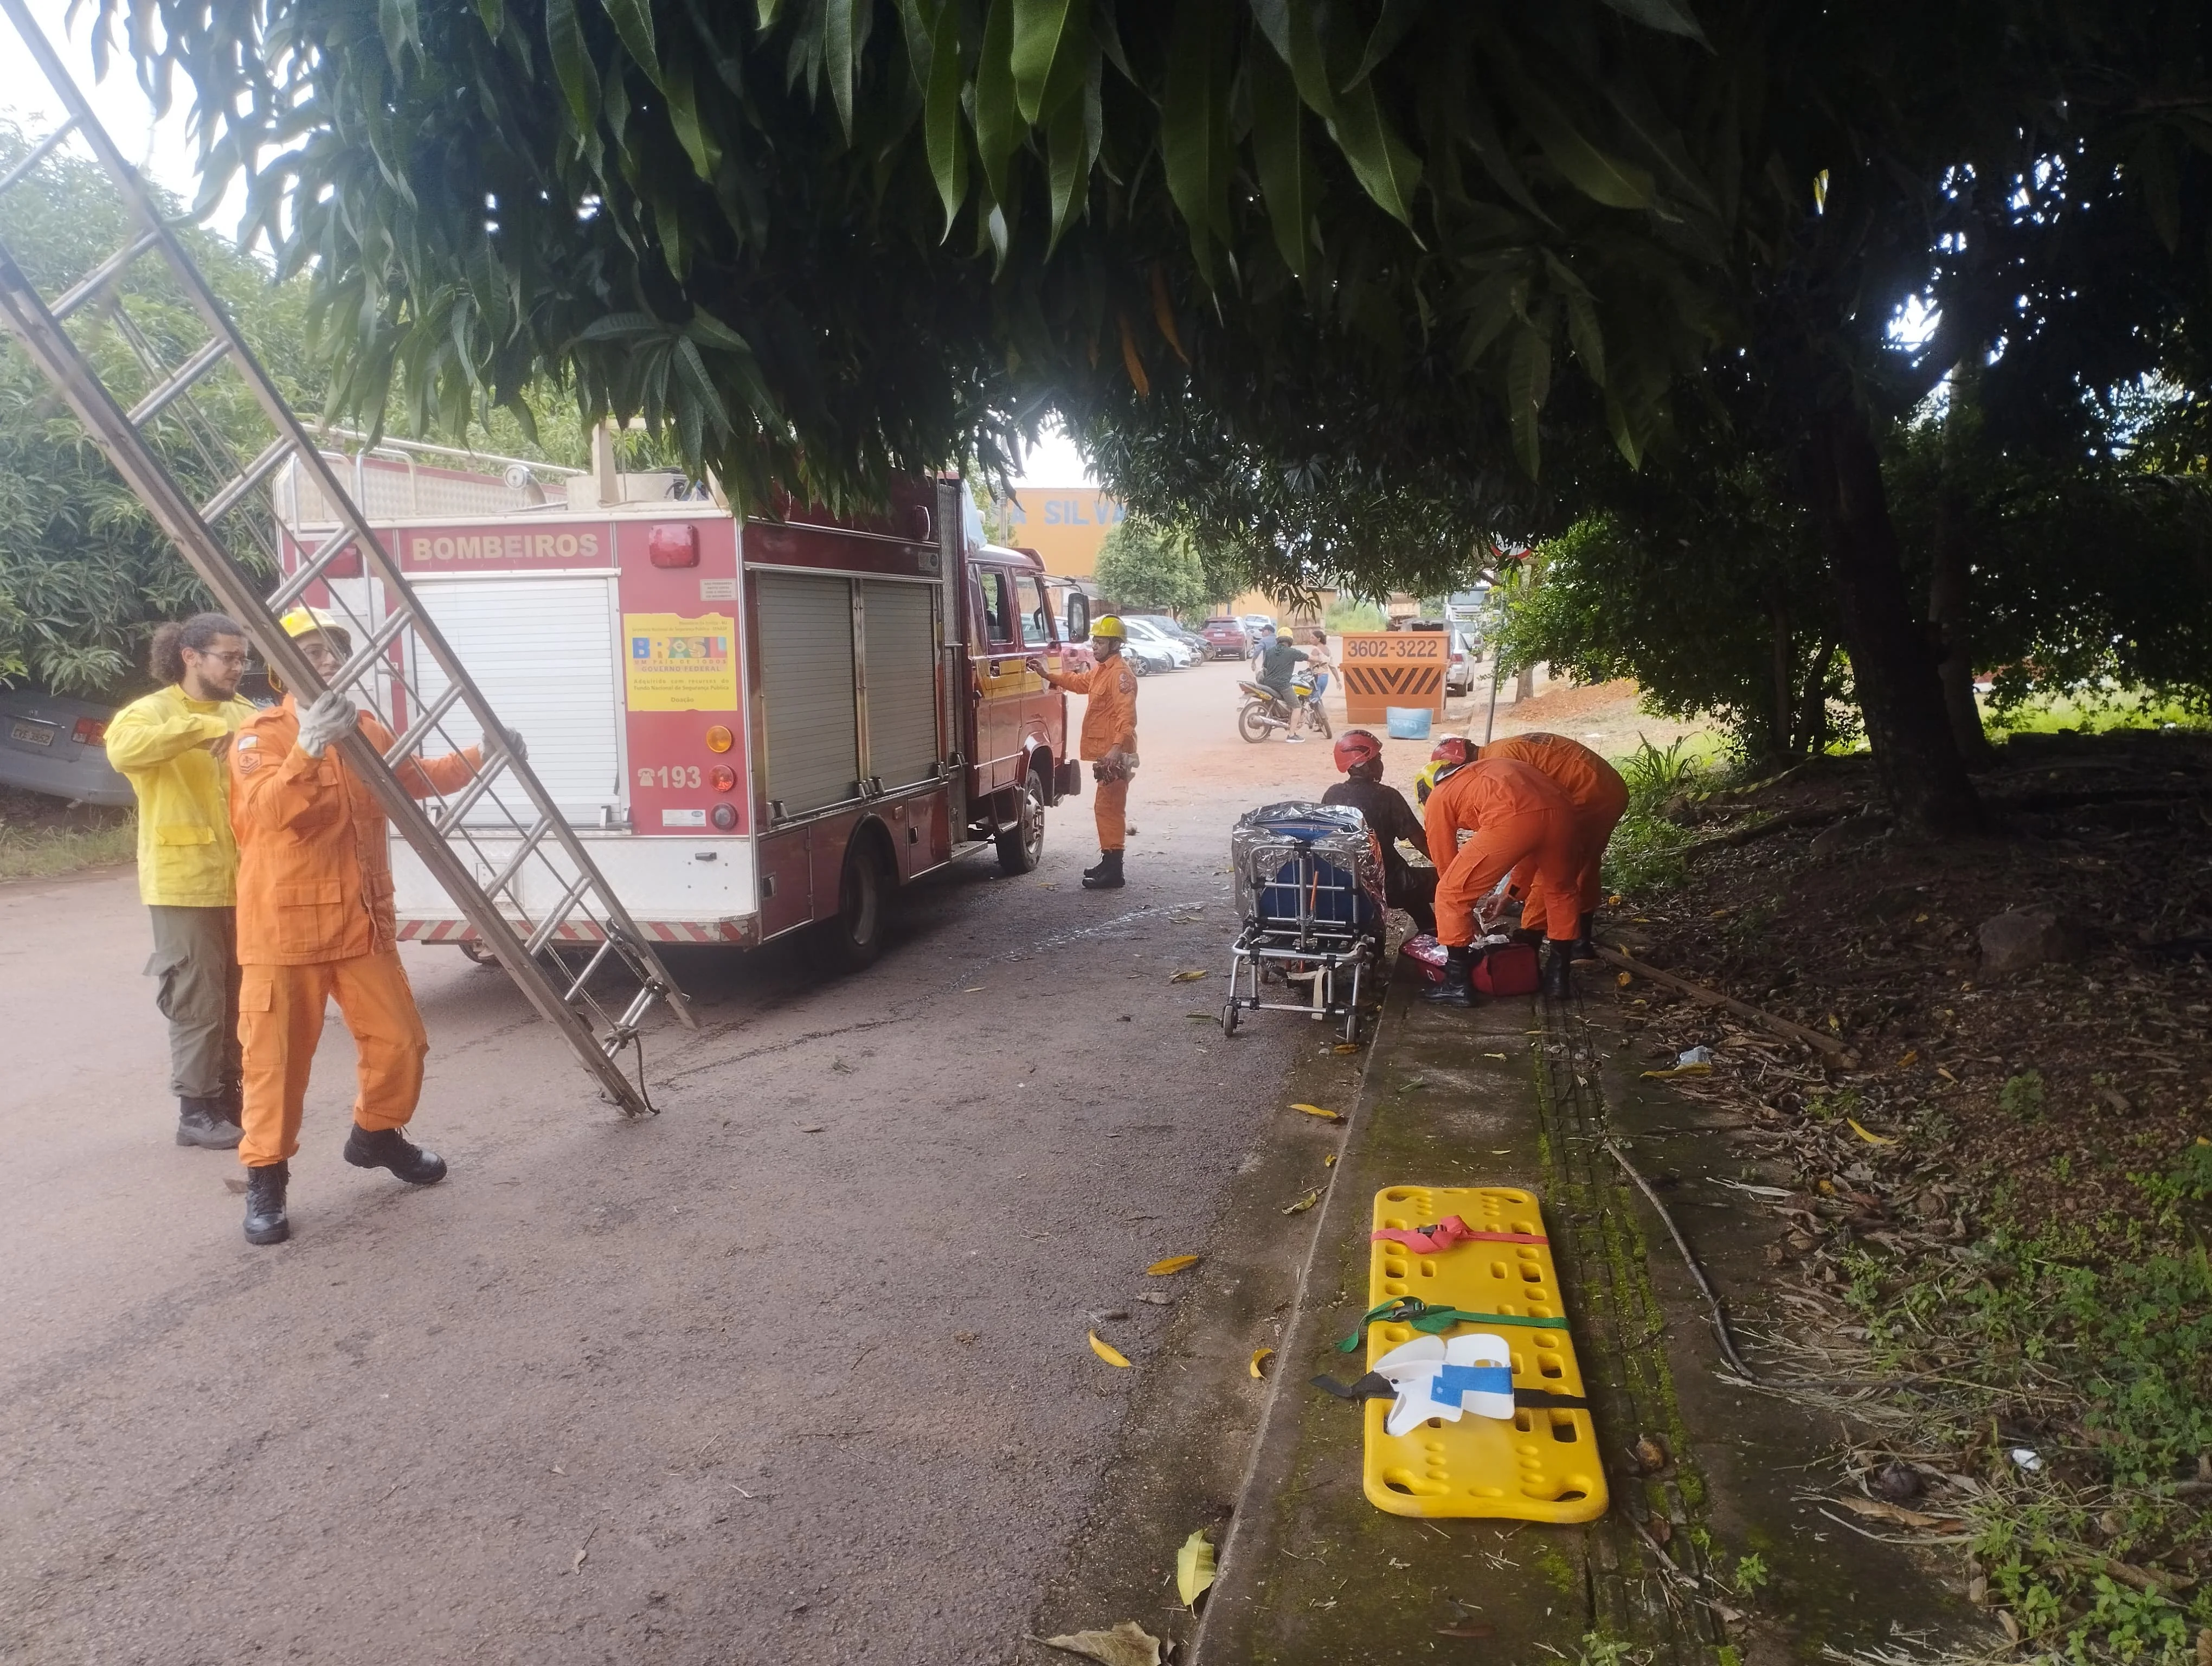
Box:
[757,572,859,815]
[861,580,939,789]
[407,576,621,825]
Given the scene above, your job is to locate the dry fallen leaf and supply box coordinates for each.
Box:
[1088,1331,1131,1368]
[1634,1434,1670,1472]
[1896,1049,1920,1068]
[1831,1495,1964,1532]
[1322,1153,1338,1167]
[1332,1041,1361,1054]
[1249,1347,1274,1379]
[1482,1051,1508,1060]
[1616,971,1633,987]
[1034,1621,1164,1666]
[1169,970,1208,983]
[1848,1117,1898,1146]
[1281,1188,1321,1215]
[1177,1528,1218,1609]
[1291,1103,1345,1122]
[1145,1254,1201,1276]
[1937,1065,1958,1082]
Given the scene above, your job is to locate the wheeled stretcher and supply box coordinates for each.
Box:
[1220,802,1387,1045]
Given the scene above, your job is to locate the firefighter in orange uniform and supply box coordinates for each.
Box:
[1027,615,1137,890]
[1477,733,1628,961]
[1420,754,1584,1006]
[228,608,492,1246]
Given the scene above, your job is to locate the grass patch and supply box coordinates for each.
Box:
[0,812,137,881]
[1984,689,2210,738]
[1602,736,1707,898]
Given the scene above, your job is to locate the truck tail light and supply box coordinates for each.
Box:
[73,717,107,745]
[709,764,736,792]
[704,724,733,753]
[711,803,738,831]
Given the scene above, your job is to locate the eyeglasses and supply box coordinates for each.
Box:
[189,650,250,667]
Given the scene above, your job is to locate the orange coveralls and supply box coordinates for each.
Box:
[228,698,478,1168]
[1481,733,1629,935]
[1422,757,1583,950]
[1040,654,1140,851]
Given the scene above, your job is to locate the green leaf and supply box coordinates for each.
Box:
[1343,0,1422,91]
[1506,80,1653,209]
[893,0,933,92]
[1160,0,1232,284]
[1012,0,1088,125]
[1248,40,1314,281]
[1507,325,1551,477]
[1564,285,1605,387]
[826,0,857,139]
[1044,85,1092,249]
[756,0,785,25]
[1594,0,1707,44]
[1326,79,1421,226]
[1251,0,1336,118]
[544,0,603,135]
[473,0,504,41]
[972,0,1020,206]
[597,0,660,87]
[664,49,717,178]
[378,0,420,71]
[924,0,970,237]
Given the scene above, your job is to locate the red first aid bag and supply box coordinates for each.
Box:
[1472,943,1540,995]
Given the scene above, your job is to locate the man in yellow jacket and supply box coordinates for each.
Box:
[105,612,258,1148]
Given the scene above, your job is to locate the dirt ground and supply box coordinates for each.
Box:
[0,658,1349,1666]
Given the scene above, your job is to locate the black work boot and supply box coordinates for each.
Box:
[1082,850,1126,890]
[176,1095,245,1150]
[343,1124,448,1185]
[1421,946,1476,1007]
[243,1161,290,1245]
[1572,912,1600,964]
[1541,939,1576,1000]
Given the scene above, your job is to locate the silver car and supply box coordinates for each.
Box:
[0,688,134,806]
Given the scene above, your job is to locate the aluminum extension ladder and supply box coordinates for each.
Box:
[0,0,695,1117]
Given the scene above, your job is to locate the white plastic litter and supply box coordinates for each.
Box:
[2009,1446,2044,1472]
[1677,1046,1715,1067]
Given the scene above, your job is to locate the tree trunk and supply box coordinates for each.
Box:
[1766,596,1795,762]
[1807,406,1984,834]
[1930,375,1997,768]
[1796,639,1835,757]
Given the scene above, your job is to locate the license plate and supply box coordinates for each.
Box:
[9,718,57,747]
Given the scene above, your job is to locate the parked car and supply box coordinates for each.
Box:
[0,687,134,806]
[1122,635,1177,676]
[1126,614,1208,660]
[1446,628,1479,695]
[1122,617,1196,668]
[1200,617,1249,658]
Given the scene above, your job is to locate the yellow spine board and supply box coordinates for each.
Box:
[1362,1186,1608,1521]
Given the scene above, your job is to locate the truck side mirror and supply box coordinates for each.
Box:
[1066,594,1090,642]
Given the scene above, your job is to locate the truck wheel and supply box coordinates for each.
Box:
[997,765,1047,875]
[812,837,891,974]
[1237,702,1272,744]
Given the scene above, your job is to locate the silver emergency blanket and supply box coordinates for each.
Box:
[1231,801,1387,925]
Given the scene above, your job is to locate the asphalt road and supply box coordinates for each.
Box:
[0,657,1360,1666]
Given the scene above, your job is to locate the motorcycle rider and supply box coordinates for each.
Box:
[1255,630,1310,742]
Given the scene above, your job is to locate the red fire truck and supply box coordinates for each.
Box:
[272,444,1086,969]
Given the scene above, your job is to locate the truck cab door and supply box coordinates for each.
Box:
[1014,572,1062,776]
[969,566,1023,796]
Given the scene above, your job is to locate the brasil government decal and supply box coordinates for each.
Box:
[623,613,737,712]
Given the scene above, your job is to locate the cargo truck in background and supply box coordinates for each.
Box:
[271,443,1085,970]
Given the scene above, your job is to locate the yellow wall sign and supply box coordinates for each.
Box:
[624,613,737,712]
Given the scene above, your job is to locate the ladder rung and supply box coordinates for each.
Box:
[126,335,230,427]
[561,937,618,1003]
[483,813,556,899]
[384,681,467,765]
[200,435,295,523]
[0,116,79,197]
[268,526,361,613]
[325,604,415,699]
[523,873,596,955]
[432,753,511,835]
[50,230,158,321]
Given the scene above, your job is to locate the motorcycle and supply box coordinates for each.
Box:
[1236,669,1331,742]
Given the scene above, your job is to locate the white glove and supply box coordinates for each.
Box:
[296,690,360,758]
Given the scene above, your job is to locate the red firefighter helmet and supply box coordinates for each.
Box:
[1333,729,1382,773]
[1430,734,1475,766]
